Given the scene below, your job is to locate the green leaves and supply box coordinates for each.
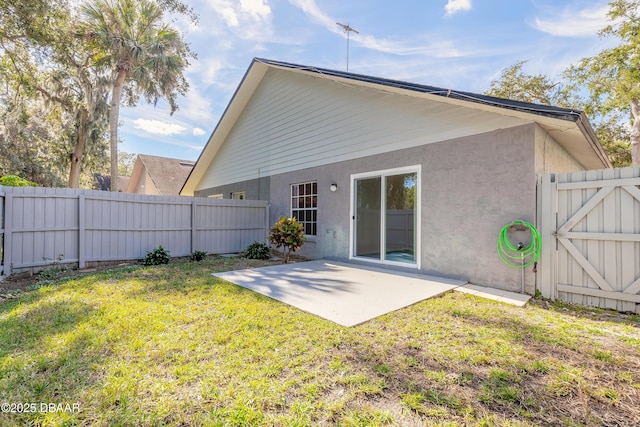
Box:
[486,60,564,106]
[142,245,171,266]
[268,217,306,263]
[243,242,271,260]
[486,0,640,168]
[0,175,38,187]
[568,0,640,165]
[77,0,194,191]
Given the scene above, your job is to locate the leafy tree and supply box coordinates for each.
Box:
[486,60,631,167]
[0,89,72,186]
[565,0,640,166]
[0,0,111,187]
[1,0,196,188]
[486,60,567,106]
[0,175,38,187]
[80,0,193,191]
[118,152,137,176]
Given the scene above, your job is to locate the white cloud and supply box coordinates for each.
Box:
[445,0,472,16]
[221,7,239,27]
[240,0,271,20]
[193,128,206,136]
[531,3,609,37]
[288,0,464,58]
[288,0,334,28]
[207,0,271,28]
[189,57,227,87]
[356,33,463,58]
[133,119,187,135]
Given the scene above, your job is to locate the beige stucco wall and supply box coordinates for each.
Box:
[534,124,586,175]
[131,171,159,195]
[202,124,549,293]
[197,123,595,293]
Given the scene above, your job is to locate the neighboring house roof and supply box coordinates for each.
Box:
[181,58,611,196]
[128,154,194,196]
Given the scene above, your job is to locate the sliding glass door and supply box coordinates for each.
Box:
[354,177,381,259]
[352,167,419,267]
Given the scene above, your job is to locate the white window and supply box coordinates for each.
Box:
[231,191,246,200]
[291,181,317,236]
[208,194,224,199]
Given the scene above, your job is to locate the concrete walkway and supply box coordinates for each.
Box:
[213,260,465,326]
[455,283,531,307]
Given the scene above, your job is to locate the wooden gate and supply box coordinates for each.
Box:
[538,167,640,313]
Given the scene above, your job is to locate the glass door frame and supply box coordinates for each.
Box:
[349,165,421,269]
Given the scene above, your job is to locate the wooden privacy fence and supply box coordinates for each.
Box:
[0,186,269,278]
[538,166,640,313]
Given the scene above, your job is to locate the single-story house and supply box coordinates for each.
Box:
[128,154,194,196]
[181,58,611,293]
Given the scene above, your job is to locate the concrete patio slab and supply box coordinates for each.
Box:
[212,260,465,326]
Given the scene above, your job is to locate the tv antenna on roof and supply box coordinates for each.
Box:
[336,22,359,72]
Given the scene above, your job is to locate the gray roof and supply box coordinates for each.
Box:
[136,154,194,195]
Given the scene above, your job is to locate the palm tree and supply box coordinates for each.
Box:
[80,0,192,191]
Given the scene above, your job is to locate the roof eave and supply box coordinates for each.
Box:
[576,112,613,168]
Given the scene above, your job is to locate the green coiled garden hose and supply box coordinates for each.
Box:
[497,220,541,268]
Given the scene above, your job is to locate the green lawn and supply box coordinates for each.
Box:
[0,257,639,426]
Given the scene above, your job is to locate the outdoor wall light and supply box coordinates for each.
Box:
[330,183,338,192]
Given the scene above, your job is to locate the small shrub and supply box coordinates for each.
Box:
[269,216,306,263]
[0,175,37,187]
[190,250,207,261]
[244,241,271,260]
[143,245,170,266]
[38,254,67,280]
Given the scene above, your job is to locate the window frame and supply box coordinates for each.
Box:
[349,165,421,269]
[290,181,318,236]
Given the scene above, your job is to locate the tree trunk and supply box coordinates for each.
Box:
[68,108,89,188]
[109,69,127,191]
[631,99,640,166]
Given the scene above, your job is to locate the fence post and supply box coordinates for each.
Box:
[538,174,557,300]
[265,202,270,243]
[3,191,11,279]
[191,198,197,254]
[78,194,86,269]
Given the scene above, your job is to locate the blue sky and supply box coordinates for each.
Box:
[118,0,614,162]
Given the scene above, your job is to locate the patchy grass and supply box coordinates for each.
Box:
[0,257,639,426]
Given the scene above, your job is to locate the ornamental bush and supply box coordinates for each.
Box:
[190,250,207,261]
[269,216,306,263]
[244,241,271,260]
[143,245,170,266]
